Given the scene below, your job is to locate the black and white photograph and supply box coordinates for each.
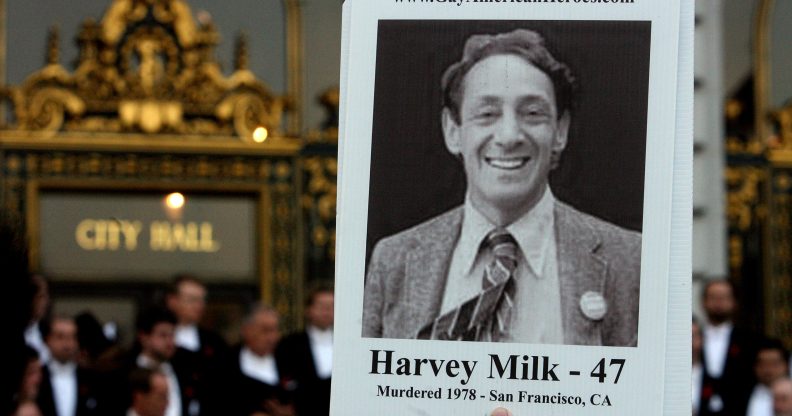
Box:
[334,1,691,414]
[361,20,651,346]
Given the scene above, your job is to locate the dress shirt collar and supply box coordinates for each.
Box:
[702,321,733,378]
[747,384,773,416]
[25,322,43,344]
[174,324,201,352]
[704,321,733,337]
[239,347,279,385]
[48,359,77,375]
[753,383,772,397]
[306,325,333,344]
[459,187,555,276]
[306,325,333,379]
[25,321,51,364]
[506,188,555,277]
[136,353,173,374]
[49,360,78,416]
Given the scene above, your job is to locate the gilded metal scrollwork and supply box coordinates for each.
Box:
[0,0,308,331]
[726,167,766,232]
[725,165,767,278]
[302,86,339,274]
[305,87,339,144]
[770,103,792,153]
[755,0,792,345]
[767,172,792,342]
[302,156,337,261]
[3,0,288,139]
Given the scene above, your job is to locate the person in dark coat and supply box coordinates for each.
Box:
[108,308,201,416]
[126,368,169,416]
[37,316,103,416]
[0,217,35,415]
[698,280,759,416]
[277,286,333,416]
[165,275,228,414]
[226,305,295,416]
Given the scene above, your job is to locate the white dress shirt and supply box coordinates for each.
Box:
[48,360,77,416]
[703,322,732,378]
[306,325,333,379]
[746,384,773,416]
[174,324,201,352]
[137,355,182,416]
[239,347,279,385]
[442,187,563,343]
[25,321,51,363]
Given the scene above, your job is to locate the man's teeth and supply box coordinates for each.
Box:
[486,157,529,169]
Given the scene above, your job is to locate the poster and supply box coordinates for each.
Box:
[333,0,692,414]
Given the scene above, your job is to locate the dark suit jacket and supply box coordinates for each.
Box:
[362,200,641,346]
[37,364,103,416]
[277,332,331,416]
[104,352,202,416]
[173,328,228,415]
[698,327,758,416]
[223,345,295,416]
[191,328,228,365]
[168,351,203,416]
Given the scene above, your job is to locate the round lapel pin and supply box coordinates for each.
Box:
[579,291,607,321]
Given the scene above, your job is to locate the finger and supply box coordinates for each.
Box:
[490,407,513,416]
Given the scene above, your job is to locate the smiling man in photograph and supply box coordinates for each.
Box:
[362,28,642,346]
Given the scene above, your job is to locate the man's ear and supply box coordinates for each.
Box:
[138,331,148,347]
[553,111,571,153]
[165,294,176,310]
[442,108,462,155]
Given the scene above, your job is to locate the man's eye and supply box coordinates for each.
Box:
[472,108,499,121]
[520,106,551,121]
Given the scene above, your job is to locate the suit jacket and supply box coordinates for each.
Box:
[223,345,295,416]
[37,364,103,416]
[189,328,229,366]
[173,328,228,416]
[276,332,331,416]
[698,327,758,416]
[167,352,203,416]
[362,200,641,346]
[105,352,202,416]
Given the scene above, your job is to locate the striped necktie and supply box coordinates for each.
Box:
[416,229,518,341]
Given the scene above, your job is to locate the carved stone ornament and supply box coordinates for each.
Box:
[1,0,287,140]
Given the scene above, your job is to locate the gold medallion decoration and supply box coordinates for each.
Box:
[2,0,286,140]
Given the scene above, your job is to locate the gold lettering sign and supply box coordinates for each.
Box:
[74,219,219,253]
[75,219,142,251]
[150,221,220,252]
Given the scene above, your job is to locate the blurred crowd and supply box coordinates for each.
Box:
[694,280,792,416]
[8,214,792,416]
[3,218,334,416]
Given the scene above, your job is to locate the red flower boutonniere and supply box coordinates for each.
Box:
[701,385,713,399]
[281,377,298,391]
[729,345,740,357]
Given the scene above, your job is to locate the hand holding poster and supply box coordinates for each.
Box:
[333,1,692,414]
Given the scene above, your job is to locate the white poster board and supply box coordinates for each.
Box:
[333,0,692,414]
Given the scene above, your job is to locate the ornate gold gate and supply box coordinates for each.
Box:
[0,0,313,333]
